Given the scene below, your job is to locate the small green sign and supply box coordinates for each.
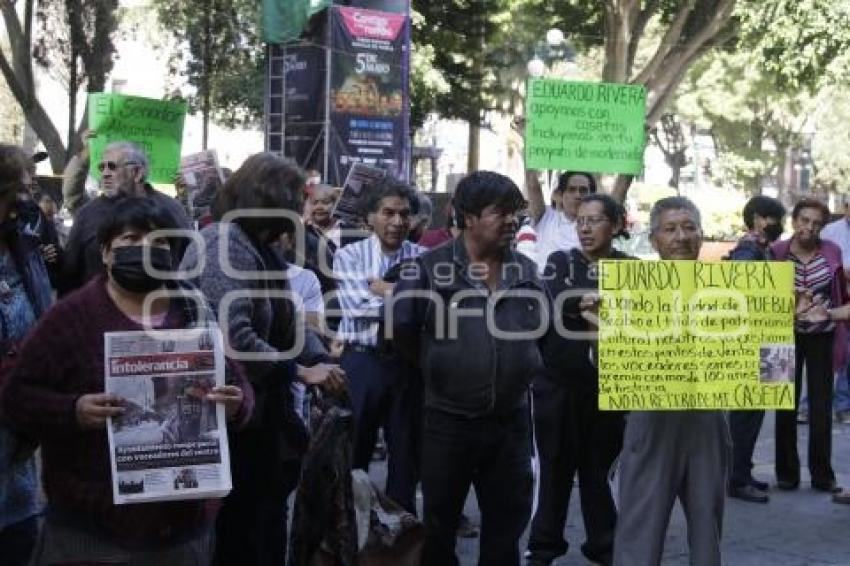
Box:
[525,79,647,175]
[88,93,187,183]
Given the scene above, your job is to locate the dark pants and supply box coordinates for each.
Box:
[341,349,421,513]
[421,407,533,566]
[527,376,624,565]
[215,426,301,566]
[0,515,38,566]
[776,331,835,485]
[729,409,765,487]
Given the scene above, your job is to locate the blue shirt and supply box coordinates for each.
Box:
[0,251,41,530]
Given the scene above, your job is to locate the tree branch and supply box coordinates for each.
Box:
[644,0,735,108]
[626,0,660,77]
[646,40,717,124]
[602,1,641,82]
[0,42,27,104]
[633,0,695,85]
[1,0,29,92]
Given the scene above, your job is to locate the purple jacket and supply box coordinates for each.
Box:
[770,237,848,371]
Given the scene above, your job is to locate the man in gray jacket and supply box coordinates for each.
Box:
[393,171,550,566]
[613,196,731,566]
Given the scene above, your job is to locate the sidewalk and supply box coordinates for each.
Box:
[369,412,850,565]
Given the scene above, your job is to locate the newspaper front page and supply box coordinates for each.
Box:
[180,150,224,224]
[104,328,232,504]
[332,163,386,224]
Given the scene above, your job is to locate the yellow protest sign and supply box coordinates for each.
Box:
[597,260,795,411]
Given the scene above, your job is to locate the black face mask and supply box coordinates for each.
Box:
[763,223,783,243]
[110,245,172,293]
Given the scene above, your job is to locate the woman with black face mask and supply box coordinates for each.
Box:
[0,196,253,564]
[179,152,346,566]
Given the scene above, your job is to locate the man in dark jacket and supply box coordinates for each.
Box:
[61,141,192,294]
[726,195,786,503]
[392,171,550,566]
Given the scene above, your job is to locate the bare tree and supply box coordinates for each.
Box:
[0,0,117,172]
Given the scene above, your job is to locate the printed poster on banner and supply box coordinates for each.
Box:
[104,328,232,504]
[88,93,187,183]
[278,43,327,167]
[597,260,795,411]
[180,150,225,224]
[330,5,408,183]
[525,79,646,175]
[332,162,387,224]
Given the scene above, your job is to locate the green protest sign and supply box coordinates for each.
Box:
[525,79,646,175]
[88,94,187,183]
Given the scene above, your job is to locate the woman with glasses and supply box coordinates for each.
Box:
[526,194,632,566]
[526,169,597,273]
[769,198,846,494]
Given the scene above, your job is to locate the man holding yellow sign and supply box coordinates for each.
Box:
[607,196,794,566]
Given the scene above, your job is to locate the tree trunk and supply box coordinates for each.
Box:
[670,162,681,193]
[602,1,637,83]
[201,0,212,150]
[1,0,66,171]
[67,44,79,162]
[467,120,479,172]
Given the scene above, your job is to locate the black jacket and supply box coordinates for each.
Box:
[392,237,551,417]
[541,247,634,389]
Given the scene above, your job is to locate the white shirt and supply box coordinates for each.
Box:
[285,263,324,425]
[286,264,324,314]
[533,205,580,273]
[821,218,850,266]
[515,223,538,263]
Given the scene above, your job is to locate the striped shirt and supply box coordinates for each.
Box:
[333,234,424,346]
[791,251,835,334]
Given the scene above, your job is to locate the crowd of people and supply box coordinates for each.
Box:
[0,135,848,566]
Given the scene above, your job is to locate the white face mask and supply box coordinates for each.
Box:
[307,176,321,186]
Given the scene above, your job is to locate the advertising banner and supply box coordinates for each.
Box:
[597,260,795,411]
[329,5,409,184]
[280,43,327,168]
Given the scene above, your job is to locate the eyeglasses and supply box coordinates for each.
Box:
[564,185,591,195]
[98,160,139,172]
[576,216,610,228]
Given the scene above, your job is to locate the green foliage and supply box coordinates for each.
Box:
[811,85,850,191]
[409,0,604,125]
[738,0,850,90]
[153,0,264,128]
[676,51,808,194]
[409,38,449,130]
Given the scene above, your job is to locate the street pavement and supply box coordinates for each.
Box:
[370,411,850,565]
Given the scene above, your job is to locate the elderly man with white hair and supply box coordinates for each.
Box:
[613,197,731,566]
[61,141,191,294]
